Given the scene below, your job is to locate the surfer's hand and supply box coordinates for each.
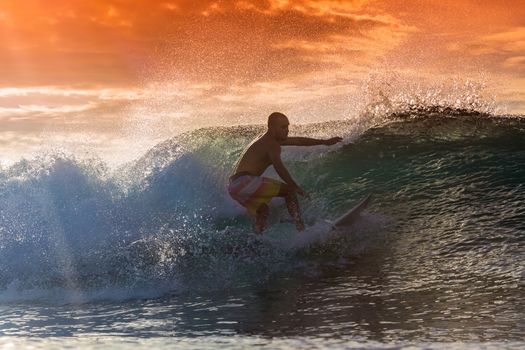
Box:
[324,137,343,146]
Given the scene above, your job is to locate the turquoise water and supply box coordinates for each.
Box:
[0,110,523,349]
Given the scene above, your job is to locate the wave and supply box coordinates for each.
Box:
[0,105,523,303]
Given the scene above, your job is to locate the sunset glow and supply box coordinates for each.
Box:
[1,0,524,164]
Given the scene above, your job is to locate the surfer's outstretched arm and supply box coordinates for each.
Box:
[281,137,342,146]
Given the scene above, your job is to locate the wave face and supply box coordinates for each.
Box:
[0,109,523,304]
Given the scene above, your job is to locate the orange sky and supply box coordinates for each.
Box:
[1,0,523,85]
[0,0,524,164]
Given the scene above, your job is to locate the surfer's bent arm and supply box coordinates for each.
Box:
[281,136,343,146]
[268,143,299,189]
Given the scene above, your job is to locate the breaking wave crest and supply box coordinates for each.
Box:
[0,96,523,303]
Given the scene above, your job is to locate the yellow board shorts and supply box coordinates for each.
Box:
[228,175,284,216]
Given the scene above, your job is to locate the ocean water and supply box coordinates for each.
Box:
[0,107,523,349]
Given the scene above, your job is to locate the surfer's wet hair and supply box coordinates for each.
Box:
[268,112,287,127]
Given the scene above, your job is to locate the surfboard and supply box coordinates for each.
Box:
[273,194,372,228]
[262,194,372,249]
[330,194,372,229]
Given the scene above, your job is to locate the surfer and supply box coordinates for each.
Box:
[228,112,342,234]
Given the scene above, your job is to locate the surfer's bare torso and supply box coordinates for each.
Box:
[232,135,278,177]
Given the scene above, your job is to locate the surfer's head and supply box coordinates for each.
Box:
[268,112,289,141]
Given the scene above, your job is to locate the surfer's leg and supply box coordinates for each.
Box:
[279,185,305,232]
[254,203,269,234]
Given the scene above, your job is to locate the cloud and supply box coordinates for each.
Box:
[0,82,252,140]
[0,0,413,85]
[484,26,525,52]
[236,0,370,17]
[446,26,525,71]
[503,56,525,69]
[0,86,137,136]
